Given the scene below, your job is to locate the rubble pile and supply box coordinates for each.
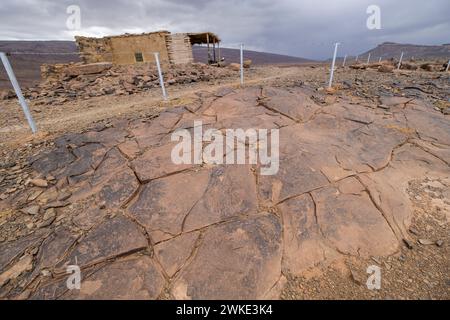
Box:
[2,62,236,104]
[349,59,448,73]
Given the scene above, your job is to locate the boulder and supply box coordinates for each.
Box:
[420,63,440,72]
[228,63,241,71]
[401,62,418,70]
[349,64,367,70]
[367,63,383,69]
[378,64,395,73]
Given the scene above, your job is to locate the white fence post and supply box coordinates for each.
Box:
[367,53,371,64]
[397,52,404,70]
[153,52,167,100]
[328,42,340,88]
[342,54,347,67]
[240,43,244,86]
[355,55,359,63]
[0,52,37,134]
[445,59,450,72]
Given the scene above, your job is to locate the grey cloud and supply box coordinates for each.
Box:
[0,0,448,59]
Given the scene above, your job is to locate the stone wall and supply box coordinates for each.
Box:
[75,36,113,64]
[40,62,113,81]
[75,32,172,66]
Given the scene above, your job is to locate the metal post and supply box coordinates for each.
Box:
[0,52,37,134]
[153,52,167,100]
[445,59,449,72]
[240,43,244,86]
[378,57,382,63]
[328,42,340,88]
[397,52,404,70]
[367,53,371,64]
[355,55,359,63]
[342,54,347,67]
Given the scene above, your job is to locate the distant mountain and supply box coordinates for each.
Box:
[0,40,313,90]
[192,46,314,65]
[359,42,450,60]
[0,40,78,54]
[0,41,80,89]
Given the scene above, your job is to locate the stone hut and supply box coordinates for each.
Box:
[75,31,221,66]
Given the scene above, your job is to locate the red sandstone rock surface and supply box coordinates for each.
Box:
[0,78,449,299]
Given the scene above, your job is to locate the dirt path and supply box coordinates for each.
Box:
[0,65,302,149]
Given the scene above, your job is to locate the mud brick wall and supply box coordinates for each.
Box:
[75,32,194,66]
[109,32,171,65]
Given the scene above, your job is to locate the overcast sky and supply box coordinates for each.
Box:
[0,0,449,59]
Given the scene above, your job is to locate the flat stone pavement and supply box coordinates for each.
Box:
[0,85,449,299]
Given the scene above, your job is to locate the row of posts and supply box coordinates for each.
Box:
[328,44,449,88]
[1,44,246,134]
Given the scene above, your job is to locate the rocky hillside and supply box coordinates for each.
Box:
[0,41,80,89]
[361,42,450,59]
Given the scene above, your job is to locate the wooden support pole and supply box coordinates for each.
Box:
[207,33,211,64]
[240,43,244,86]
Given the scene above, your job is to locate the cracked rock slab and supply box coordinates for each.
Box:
[96,167,140,209]
[4,84,450,300]
[260,87,321,122]
[131,108,184,150]
[183,165,258,232]
[62,256,165,300]
[311,180,399,257]
[128,169,210,242]
[0,229,50,273]
[131,142,196,182]
[60,216,147,268]
[154,232,200,278]
[34,227,78,271]
[171,214,282,299]
[258,152,330,204]
[278,194,338,275]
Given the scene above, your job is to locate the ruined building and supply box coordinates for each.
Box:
[75,31,221,66]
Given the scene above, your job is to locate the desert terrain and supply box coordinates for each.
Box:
[0,40,312,90]
[0,59,449,300]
